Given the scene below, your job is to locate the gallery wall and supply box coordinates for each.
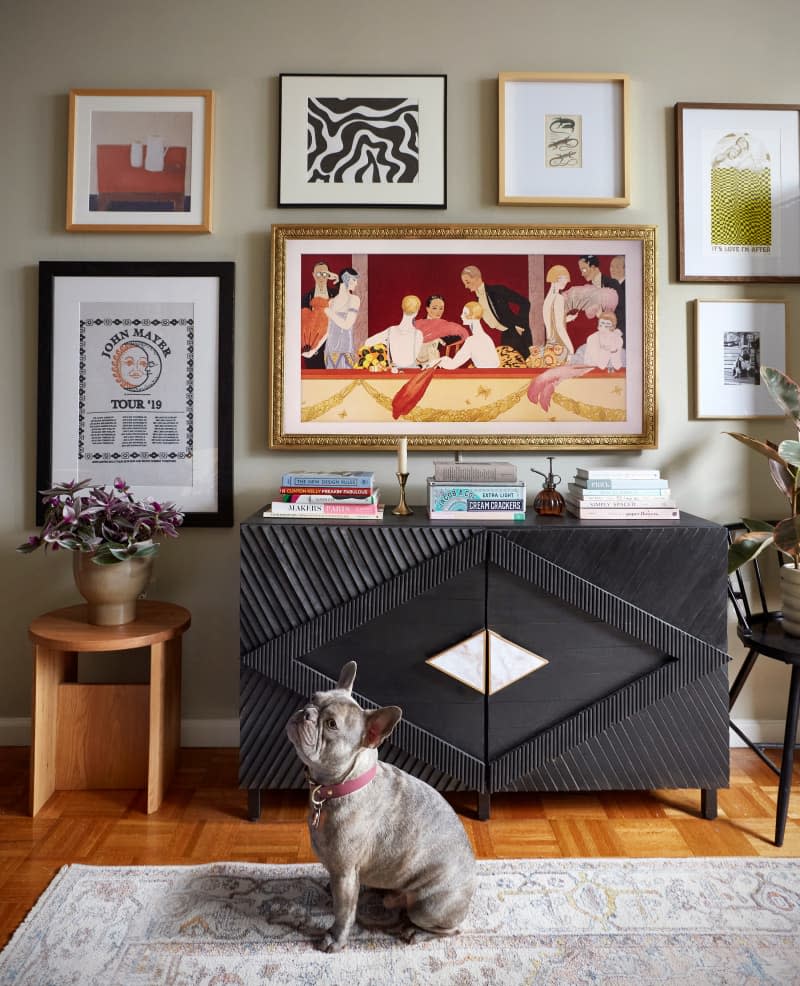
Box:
[2,0,798,745]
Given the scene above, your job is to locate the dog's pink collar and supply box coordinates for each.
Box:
[309,762,377,803]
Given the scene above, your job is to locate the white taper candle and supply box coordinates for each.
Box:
[397,436,408,473]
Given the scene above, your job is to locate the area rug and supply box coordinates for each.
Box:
[1,858,799,985]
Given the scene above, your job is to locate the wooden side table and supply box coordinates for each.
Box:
[28,600,191,816]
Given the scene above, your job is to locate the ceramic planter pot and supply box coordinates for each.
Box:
[72,551,154,625]
[779,562,800,636]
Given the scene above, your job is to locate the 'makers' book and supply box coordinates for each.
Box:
[266,500,383,518]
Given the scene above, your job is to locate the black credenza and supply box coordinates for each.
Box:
[240,510,730,820]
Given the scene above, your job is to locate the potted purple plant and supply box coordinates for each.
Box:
[18,477,184,624]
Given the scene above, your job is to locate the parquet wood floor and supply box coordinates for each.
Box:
[0,746,798,949]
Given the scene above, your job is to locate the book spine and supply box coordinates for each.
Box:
[429,497,526,512]
[566,505,680,519]
[279,486,376,496]
[270,501,381,516]
[432,463,517,482]
[428,509,526,520]
[279,474,373,488]
[567,483,669,498]
[574,478,669,490]
[277,492,379,503]
[428,483,525,496]
[575,469,661,480]
[564,494,676,509]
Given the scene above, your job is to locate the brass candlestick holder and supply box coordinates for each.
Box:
[392,472,413,516]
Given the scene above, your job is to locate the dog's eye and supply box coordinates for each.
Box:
[325,718,338,730]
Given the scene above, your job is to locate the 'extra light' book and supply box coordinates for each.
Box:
[574,468,661,480]
[428,481,525,512]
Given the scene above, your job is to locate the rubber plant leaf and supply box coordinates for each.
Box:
[773,515,800,559]
[777,439,800,469]
[725,432,787,465]
[767,440,795,499]
[762,367,800,428]
[727,528,774,574]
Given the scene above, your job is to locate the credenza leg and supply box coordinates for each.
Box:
[248,787,262,821]
[700,788,717,820]
[477,791,491,820]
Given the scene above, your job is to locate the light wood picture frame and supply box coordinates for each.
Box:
[677,102,800,281]
[499,72,629,207]
[694,299,787,418]
[270,223,656,452]
[66,89,214,232]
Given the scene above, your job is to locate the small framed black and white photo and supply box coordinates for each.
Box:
[278,73,447,208]
[694,298,787,419]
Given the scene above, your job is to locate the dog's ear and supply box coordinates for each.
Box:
[337,661,357,693]
[363,706,402,748]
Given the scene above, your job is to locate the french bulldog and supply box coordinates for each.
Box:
[285,660,476,952]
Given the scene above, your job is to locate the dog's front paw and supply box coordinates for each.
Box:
[319,931,347,953]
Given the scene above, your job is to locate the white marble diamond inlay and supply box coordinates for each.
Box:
[426,630,548,694]
[487,630,548,694]
[426,630,486,693]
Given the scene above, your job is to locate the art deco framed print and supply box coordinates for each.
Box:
[269,223,656,452]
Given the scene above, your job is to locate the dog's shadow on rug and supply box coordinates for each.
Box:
[184,873,411,945]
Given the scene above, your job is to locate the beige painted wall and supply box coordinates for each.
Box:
[2,0,798,743]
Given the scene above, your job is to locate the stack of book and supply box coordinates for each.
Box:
[564,467,679,520]
[265,471,383,520]
[427,460,525,521]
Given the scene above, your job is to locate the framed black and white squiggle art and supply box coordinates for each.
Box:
[278,74,447,208]
[36,261,235,526]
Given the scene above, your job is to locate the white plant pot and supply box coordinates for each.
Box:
[779,563,800,636]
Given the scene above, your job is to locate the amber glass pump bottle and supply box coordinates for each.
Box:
[531,457,565,516]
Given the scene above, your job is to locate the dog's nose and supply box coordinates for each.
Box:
[303,707,314,721]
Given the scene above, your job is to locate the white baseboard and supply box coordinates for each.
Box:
[0,716,792,750]
[729,719,796,747]
[0,717,240,748]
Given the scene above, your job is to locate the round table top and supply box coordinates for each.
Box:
[28,600,191,651]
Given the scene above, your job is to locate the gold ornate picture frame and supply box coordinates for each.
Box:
[269,223,656,451]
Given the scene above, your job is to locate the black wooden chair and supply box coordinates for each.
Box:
[727,523,800,846]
